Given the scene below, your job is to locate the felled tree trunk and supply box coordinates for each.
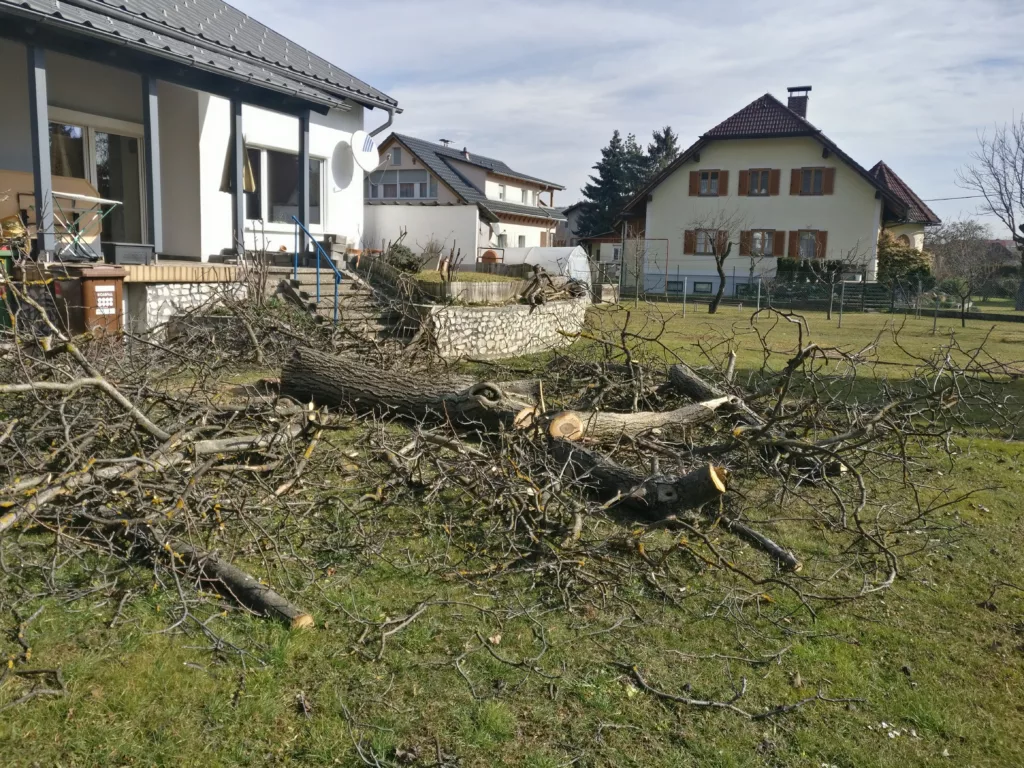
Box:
[668,363,765,427]
[548,397,735,442]
[550,440,726,517]
[281,347,532,428]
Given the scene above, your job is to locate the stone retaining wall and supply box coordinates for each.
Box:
[126,282,246,334]
[422,298,589,359]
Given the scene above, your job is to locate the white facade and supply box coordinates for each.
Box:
[364,204,480,267]
[640,137,889,288]
[0,39,368,262]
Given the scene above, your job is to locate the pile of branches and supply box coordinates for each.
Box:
[0,276,1014,717]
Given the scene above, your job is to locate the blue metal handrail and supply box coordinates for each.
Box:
[292,216,342,324]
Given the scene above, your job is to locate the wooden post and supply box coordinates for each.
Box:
[26,46,55,256]
[298,110,311,255]
[230,98,245,257]
[142,75,163,255]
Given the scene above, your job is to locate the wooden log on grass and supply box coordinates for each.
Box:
[550,440,727,517]
[668,362,765,427]
[547,396,736,442]
[281,346,533,428]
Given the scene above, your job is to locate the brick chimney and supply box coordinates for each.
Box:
[787,85,812,118]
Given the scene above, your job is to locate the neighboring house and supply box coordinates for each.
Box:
[364,135,565,265]
[0,0,397,261]
[620,86,940,295]
[554,202,584,247]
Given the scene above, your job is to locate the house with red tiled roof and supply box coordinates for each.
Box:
[620,86,939,295]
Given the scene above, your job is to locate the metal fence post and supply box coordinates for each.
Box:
[683,277,687,318]
[839,280,846,328]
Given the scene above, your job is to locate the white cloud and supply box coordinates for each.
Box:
[236,0,1023,232]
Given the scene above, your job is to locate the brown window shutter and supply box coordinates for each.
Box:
[769,169,781,195]
[739,231,751,256]
[823,167,836,195]
[689,171,700,196]
[790,169,801,195]
[788,231,799,258]
[718,170,729,196]
[816,230,828,258]
[738,170,749,196]
[715,230,729,255]
[684,230,696,255]
[540,231,548,247]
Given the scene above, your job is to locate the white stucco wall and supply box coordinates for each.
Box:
[496,220,557,249]
[485,177,543,205]
[198,97,365,258]
[363,204,479,266]
[644,136,884,280]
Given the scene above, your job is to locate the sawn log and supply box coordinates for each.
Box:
[548,396,735,442]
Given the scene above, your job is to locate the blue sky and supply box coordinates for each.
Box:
[236,0,1023,234]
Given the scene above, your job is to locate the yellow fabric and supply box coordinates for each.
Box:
[219,136,257,194]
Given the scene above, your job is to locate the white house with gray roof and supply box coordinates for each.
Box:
[0,0,397,262]
[364,134,565,265]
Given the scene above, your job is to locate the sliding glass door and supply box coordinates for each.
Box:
[48,116,146,245]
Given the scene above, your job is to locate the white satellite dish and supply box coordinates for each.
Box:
[491,222,503,237]
[350,130,380,173]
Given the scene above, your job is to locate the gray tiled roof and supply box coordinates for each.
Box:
[0,0,397,111]
[386,134,566,223]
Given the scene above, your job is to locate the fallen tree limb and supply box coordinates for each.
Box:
[548,396,735,442]
[281,346,532,428]
[550,440,727,517]
[668,362,765,427]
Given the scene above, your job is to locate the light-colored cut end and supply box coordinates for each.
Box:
[709,465,727,493]
[549,413,584,441]
[514,407,539,430]
[291,613,315,630]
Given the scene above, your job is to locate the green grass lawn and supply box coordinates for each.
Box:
[596,300,1024,378]
[3,307,1024,767]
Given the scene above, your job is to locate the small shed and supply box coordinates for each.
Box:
[481,246,592,288]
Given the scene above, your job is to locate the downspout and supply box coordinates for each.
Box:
[369,107,395,138]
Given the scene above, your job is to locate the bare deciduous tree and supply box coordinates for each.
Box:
[928,219,993,327]
[684,211,745,314]
[805,247,868,321]
[957,116,1024,310]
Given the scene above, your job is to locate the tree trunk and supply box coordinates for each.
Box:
[709,260,727,314]
[550,440,726,517]
[548,397,735,443]
[1017,256,1024,311]
[827,287,834,320]
[667,363,765,427]
[281,347,532,429]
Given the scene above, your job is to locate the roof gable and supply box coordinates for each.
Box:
[704,93,815,139]
[869,162,941,225]
[623,91,913,219]
[0,0,396,111]
[375,134,566,223]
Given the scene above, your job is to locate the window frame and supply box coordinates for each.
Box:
[798,230,819,260]
[391,147,402,166]
[747,169,770,196]
[245,146,326,231]
[498,184,506,201]
[497,233,508,248]
[699,170,720,196]
[695,229,717,255]
[693,281,713,295]
[800,167,824,196]
[750,229,775,256]
[517,235,526,248]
